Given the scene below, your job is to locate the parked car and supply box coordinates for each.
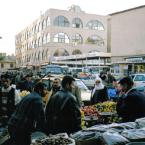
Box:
[130,73,145,88]
[41,75,91,101]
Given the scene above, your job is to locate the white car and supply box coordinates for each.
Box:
[130,74,145,88]
[75,79,91,101]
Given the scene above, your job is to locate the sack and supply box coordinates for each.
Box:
[102,132,129,145]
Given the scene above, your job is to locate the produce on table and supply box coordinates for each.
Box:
[81,106,100,128]
[81,106,100,117]
[19,90,30,97]
[96,101,122,123]
[31,136,74,145]
[95,101,117,113]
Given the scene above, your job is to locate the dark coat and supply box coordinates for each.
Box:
[8,92,45,133]
[45,89,82,134]
[91,86,109,104]
[116,89,145,122]
[0,87,15,118]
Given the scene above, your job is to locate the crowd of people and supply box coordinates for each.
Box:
[0,71,145,145]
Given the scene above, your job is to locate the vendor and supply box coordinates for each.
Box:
[116,77,145,122]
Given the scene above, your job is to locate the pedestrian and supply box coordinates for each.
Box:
[72,83,82,107]
[44,78,61,104]
[0,74,21,122]
[116,77,145,122]
[45,75,82,135]
[91,77,109,104]
[8,82,47,145]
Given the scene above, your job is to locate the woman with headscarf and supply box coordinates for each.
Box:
[91,77,109,105]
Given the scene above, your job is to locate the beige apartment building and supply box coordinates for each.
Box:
[110,5,145,74]
[15,5,109,68]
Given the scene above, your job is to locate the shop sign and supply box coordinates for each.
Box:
[125,57,143,62]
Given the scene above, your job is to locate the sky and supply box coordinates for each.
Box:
[0,0,145,55]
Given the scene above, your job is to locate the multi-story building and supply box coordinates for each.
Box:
[15,5,109,68]
[110,5,145,74]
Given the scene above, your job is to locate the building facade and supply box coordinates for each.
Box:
[15,5,109,68]
[0,54,16,73]
[110,5,145,74]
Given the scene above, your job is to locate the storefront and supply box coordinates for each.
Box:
[112,56,145,75]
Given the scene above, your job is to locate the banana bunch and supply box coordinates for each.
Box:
[19,90,30,97]
[96,101,117,113]
[80,110,86,129]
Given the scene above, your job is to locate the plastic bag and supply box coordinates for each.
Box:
[71,130,102,145]
[102,132,129,145]
[121,128,145,142]
[135,117,145,128]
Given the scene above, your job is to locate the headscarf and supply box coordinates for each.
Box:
[92,77,104,96]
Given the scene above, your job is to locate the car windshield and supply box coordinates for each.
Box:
[75,80,88,90]
[46,67,63,74]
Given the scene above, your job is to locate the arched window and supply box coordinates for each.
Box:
[72,18,83,28]
[72,49,82,55]
[42,35,46,44]
[37,22,41,32]
[86,20,104,30]
[42,50,45,60]
[72,34,83,44]
[54,49,69,56]
[45,49,48,60]
[46,17,50,26]
[42,19,47,30]
[38,51,40,61]
[53,33,69,43]
[46,33,50,43]
[86,35,104,46]
[34,25,37,33]
[38,37,41,47]
[53,16,70,27]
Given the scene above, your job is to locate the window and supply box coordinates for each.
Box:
[134,75,145,81]
[42,35,46,44]
[72,34,83,44]
[46,33,50,43]
[86,35,104,46]
[72,18,83,28]
[42,19,46,30]
[46,17,50,26]
[1,63,4,68]
[72,49,82,55]
[53,16,70,27]
[53,33,69,43]
[86,20,104,30]
[38,37,42,46]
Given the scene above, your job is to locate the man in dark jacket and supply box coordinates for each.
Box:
[116,77,145,122]
[8,82,47,145]
[45,75,82,135]
[0,75,21,124]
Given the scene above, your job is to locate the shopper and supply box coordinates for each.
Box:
[44,78,61,104]
[45,75,81,135]
[8,82,47,145]
[0,74,21,120]
[91,77,109,104]
[116,77,145,122]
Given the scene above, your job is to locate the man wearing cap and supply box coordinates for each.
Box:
[116,77,145,122]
